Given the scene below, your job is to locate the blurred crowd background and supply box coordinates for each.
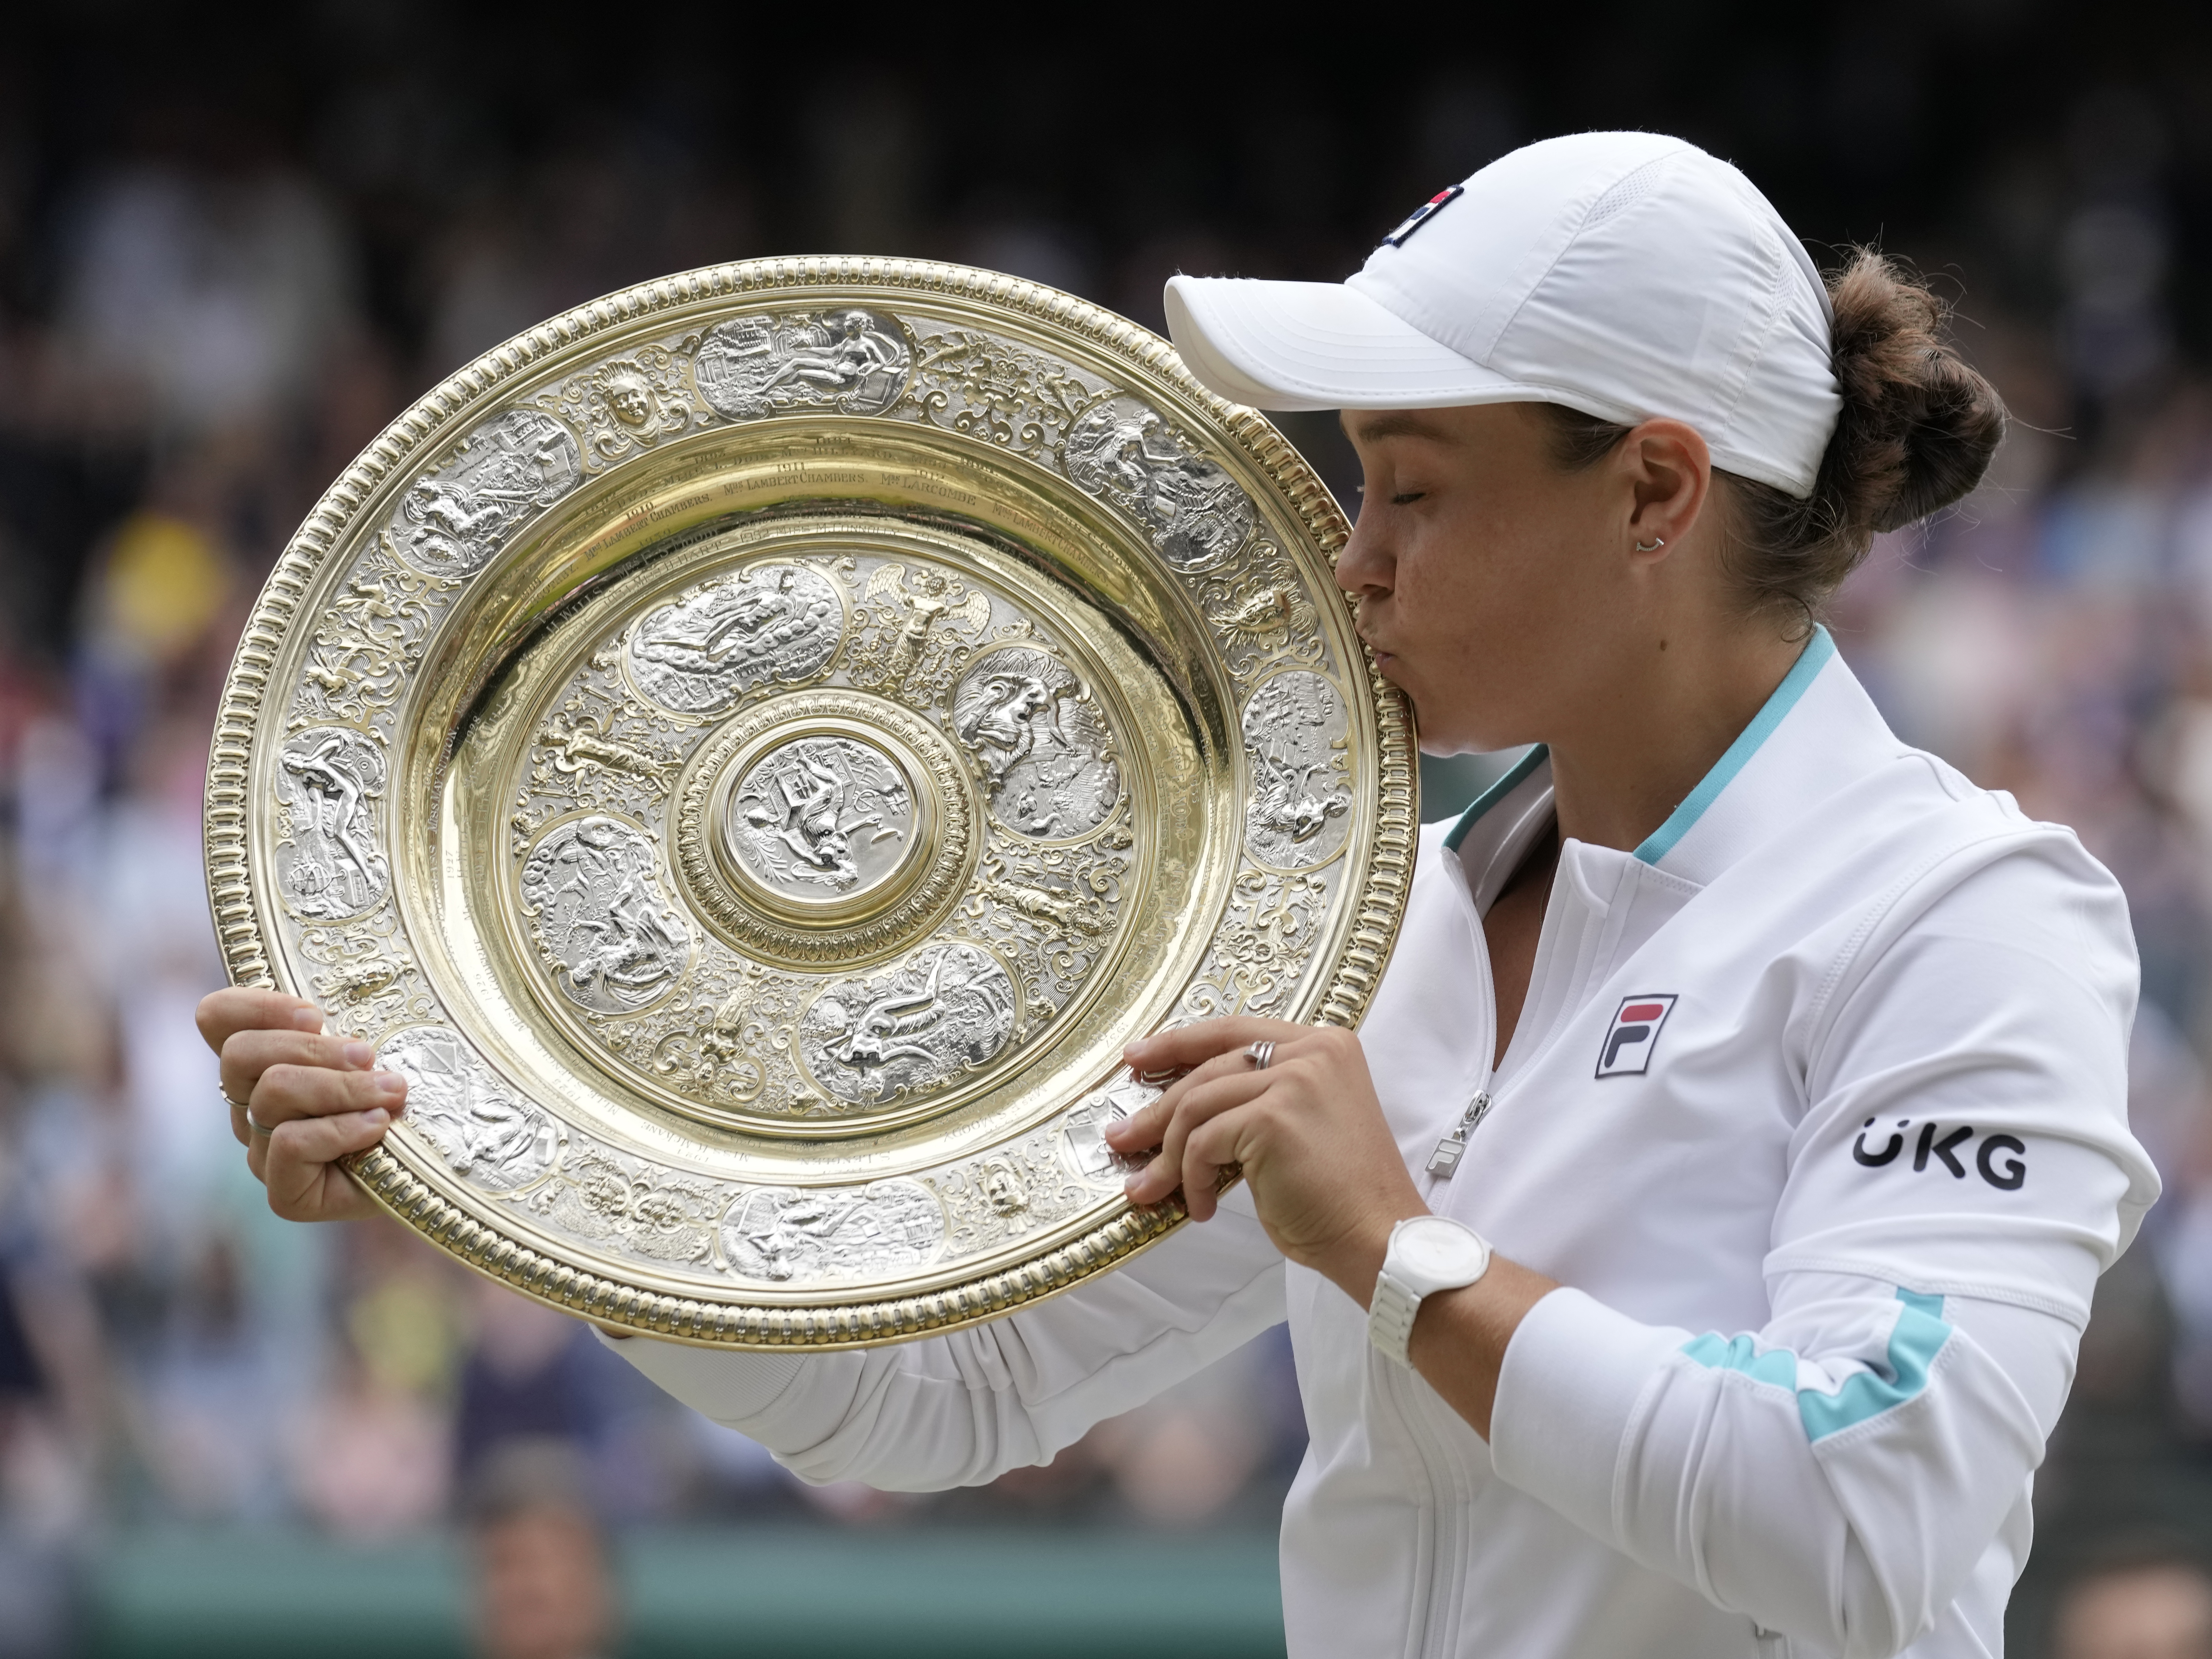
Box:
[1,3,2211,1655]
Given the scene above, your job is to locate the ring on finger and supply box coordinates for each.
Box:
[219,1083,249,1112]
[245,1107,278,1138]
[1245,1040,1275,1071]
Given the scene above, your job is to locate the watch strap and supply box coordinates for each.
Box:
[1369,1268,1423,1368]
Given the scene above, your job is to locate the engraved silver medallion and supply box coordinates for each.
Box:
[1063,394,1255,570]
[798,941,1019,1105]
[692,309,911,421]
[390,408,583,576]
[519,815,692,1012]
[627,562,843,715]
[952,646,1122,839]
[274,726,391,919]
[724,734,915,902]
[1242,671,1354,868]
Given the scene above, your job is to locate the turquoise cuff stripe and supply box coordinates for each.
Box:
[1678,1287,1954,1444]
[1633,626,1838,867]
[1443,744,1549,852]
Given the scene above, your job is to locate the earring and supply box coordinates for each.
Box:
[1635,537,1665,553]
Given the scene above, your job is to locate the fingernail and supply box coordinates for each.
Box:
[372,1072,406,1096]
[291,1006,322,1031]
[342,1041,374,1069]
[364,1107,390,1128]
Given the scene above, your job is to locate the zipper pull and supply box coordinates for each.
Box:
[1426,1091,1492,1178]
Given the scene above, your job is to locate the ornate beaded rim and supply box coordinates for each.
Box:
[203,256,1419,1347]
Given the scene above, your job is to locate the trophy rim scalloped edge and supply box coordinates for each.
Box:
[201,255,1418,1349]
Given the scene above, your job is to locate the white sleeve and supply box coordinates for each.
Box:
[603,1186,1287,1491]
[1489,834,2160,1659]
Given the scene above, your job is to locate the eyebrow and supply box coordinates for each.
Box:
[1341,410,1461,444]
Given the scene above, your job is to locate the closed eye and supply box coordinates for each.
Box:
[1391,491,1426,505]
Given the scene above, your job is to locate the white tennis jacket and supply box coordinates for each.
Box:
[611,632,2157,1659]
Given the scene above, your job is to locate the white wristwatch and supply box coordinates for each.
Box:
[1369,1215,1493,1368]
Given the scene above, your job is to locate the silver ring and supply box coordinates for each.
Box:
[245,1108,277,1138]
[220,1084,248,1111]
[1246,1040,1275,1071]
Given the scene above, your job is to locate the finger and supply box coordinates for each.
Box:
[264,1107,390,1223]
[197,988,322,1055]
[1110,1037,1314,1151]
[1182,1112,1262,1222]
[251,1063,407,1127]
[1125,1070,1273,1211]
[1122,1016,1304,1076]
[221,1030,376,1106]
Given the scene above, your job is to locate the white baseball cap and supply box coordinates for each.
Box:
[1163,131,1842,498]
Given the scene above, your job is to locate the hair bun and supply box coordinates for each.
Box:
[1822,251,2007,536]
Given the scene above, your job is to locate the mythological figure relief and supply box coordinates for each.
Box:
[720,1180,945,1284]
[274,727,390,919]
[952,647,1122,839]
[841,562,993,707]
[520,816,692,1013]
[380,1026,560,1192]
[290,537,456,734]
[390,409,582,577]
[1062,395,1255,571]
[692,310,911,421]
[728,736,913,896]
[627,563,842,714]
[547,346,699,465]
[1241,672,1353,868]
[798,941,1018,1106]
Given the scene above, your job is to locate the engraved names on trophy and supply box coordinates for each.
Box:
[380,1025,561,1193]
[274,726,391,919]
[1062,394,1256,571]
[519,816,692,1013]
[390,408,583,576]
[626,562,844,715]
[691,309,911,421]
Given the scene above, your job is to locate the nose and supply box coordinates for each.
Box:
[1336,500,1393,605]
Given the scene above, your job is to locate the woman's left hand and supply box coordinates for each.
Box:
[1108,1018,1427,1300]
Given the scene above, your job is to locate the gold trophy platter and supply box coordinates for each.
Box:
[205,260,1415,1348]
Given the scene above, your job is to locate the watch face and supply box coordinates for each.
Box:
[1399,1217,1489,1284]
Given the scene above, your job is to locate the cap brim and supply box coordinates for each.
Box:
[1164,275,1540,412]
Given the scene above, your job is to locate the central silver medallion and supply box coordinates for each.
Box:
[724,734,915,903]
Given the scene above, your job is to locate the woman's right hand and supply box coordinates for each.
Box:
[195,987,408,1222]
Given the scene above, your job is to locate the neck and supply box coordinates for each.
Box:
[1545,622,1809,854]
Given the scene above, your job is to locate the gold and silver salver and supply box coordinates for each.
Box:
[205,259,1415,1348]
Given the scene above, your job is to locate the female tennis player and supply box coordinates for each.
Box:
[200,131,2155,1658]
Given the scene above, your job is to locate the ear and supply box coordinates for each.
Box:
[1616,419,1712,559]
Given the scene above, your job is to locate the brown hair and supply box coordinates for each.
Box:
[1542,249,2008,630]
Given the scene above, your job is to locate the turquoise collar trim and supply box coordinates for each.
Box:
[1442,744,1549,853]
[1632,626,1836,867]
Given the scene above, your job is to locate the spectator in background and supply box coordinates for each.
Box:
[2054,1547,2212,1659]
[469,1441,618,1659]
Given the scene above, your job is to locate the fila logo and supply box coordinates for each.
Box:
[1596,994,1678,1078]
[1382,183,1465,247]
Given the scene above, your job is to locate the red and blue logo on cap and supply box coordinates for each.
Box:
[1382,184,1465,248]
[1596,993,1677,1078]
